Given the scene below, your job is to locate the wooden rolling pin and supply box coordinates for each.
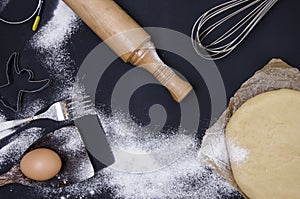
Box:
[63,0,193,102]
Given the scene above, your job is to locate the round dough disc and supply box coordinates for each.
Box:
[226,89,300,199]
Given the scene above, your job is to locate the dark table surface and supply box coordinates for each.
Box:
[0,0,299,198]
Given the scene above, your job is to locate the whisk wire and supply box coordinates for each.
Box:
[207,0,270,54]
[191,0,279,60]
[208,0,263,47]
[200,0,255,41]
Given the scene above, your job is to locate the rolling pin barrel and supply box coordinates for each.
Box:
[63,0,192,102]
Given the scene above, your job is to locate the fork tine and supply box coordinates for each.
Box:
[67,99,93,109]
[62,95,97,120]
[65,95,91,105]
[68,104,96,120]
[68,102,94,112]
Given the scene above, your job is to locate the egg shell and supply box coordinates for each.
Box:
[20,148,62,181]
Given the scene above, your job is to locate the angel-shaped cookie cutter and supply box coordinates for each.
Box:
[0,52,51,112]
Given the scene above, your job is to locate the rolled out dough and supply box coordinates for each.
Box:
[226,89,300,199]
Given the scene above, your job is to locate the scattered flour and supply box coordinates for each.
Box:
[228,141,249,164]
[0,127,43,170]
[0,112,4,122]
[18,98,46,118]
[0,127,14,141]
[198,125,231,170]
[0,0,10,13]
[1,106,239,199]
[35,108,238,199]
[102,146,237,199]
[29,0,80,80]
[55,127,85,154]
[0,113,15,140]
[50,127,95,184]
[100,111,192,154]
[99,112,238,199]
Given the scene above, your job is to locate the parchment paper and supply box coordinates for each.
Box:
[198,59,300,198]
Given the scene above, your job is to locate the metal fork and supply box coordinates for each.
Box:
[0,96,95,132]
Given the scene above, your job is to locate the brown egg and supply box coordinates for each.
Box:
[20,148,62,181]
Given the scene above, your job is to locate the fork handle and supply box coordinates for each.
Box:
[0,117,33,132]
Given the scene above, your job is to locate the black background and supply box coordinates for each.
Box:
[0,0,300,198]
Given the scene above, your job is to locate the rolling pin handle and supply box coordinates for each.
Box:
[129,41,193,102]
[63,0,193,102]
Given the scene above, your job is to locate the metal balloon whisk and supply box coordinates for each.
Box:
[191,0,279,60]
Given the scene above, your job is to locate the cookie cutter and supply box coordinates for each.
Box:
[0,52,51,112]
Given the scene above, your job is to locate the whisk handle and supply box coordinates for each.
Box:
[63,0,192,102]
